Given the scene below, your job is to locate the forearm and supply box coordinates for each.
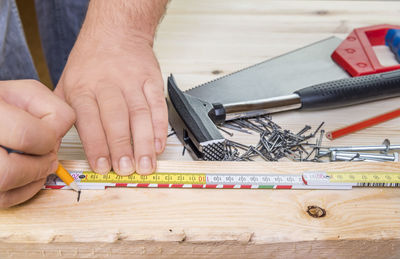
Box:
[80,0,169,45]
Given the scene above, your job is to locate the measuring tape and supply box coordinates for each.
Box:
[44,171,400,190]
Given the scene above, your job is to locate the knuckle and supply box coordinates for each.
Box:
[152,99,168,112]
[97,85,118,98]
[70,96,96,122]
[153,119,168,134]
[83,139,110,158]
[134,135,153,149]
[109,135,132,148]
[144,78,164,91]
[129,103,151,118]
[153,114,168,125]
[67,88,94,108]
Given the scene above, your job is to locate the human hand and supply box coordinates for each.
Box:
[55,31,168,176]
[0,80,75,208]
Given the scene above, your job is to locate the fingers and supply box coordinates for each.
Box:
[143,79,168,154]
[0,80,74,208]
[96,86,134,176]
[0,178,46,209]
[0,99,57,155]
[124,84,156,175]
[69,92,111,175]
[0,80,75,140]
[0,148,58,192]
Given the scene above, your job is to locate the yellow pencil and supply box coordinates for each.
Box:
[55,164,81,193]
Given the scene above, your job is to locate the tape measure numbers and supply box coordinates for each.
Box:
[329,172,400,184]
[45,171,400,190]
[303,171,400,187]
[77,171,206,185]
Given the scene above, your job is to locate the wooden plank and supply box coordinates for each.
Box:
[1,161,400,258]
[1,240,399,258]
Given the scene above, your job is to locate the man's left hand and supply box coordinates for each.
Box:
[56,31,168,176]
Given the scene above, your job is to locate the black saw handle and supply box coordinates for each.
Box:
[295,69,400,110]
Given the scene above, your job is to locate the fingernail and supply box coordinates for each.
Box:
[155,139,163,153]
[96,157,110,174]
[139,156,152,174]
[119,156,134,175]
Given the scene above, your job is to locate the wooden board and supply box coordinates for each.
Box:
[1,161,400,258]
[2,0,400,258]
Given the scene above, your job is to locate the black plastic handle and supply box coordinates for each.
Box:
[294,69,400,110]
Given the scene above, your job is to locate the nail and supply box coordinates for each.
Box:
[139,156,152,174]
[155,139,163,153]
[118,156,134,175]
[95,157,110,174]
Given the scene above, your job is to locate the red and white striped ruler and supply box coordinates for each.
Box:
[44,171,400,190]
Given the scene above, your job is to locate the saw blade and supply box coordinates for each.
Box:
[185,37,350,106]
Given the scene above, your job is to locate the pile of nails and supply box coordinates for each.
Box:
[218,116,399,162]
[219,116,325,162]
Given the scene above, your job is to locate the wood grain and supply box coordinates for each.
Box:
[2,0,400,257]
[1,161,400,258]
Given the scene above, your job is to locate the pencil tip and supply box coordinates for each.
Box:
[77,190,81,202]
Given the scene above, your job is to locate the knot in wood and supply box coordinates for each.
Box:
[212,70,223,75]
[314,10,329,15]
[307,205,326,218]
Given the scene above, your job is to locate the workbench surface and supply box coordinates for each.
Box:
[1,1,400,258]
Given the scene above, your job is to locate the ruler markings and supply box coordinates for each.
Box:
[45,171,400,190]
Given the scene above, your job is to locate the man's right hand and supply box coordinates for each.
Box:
[0,80,75,208]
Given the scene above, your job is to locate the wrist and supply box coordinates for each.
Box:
[79,0,168,48]
[74,22,154,56]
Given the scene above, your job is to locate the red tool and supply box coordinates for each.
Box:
[326,108,400,140]
[332,24,400,76]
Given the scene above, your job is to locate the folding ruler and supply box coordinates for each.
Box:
[45,171,400,190]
